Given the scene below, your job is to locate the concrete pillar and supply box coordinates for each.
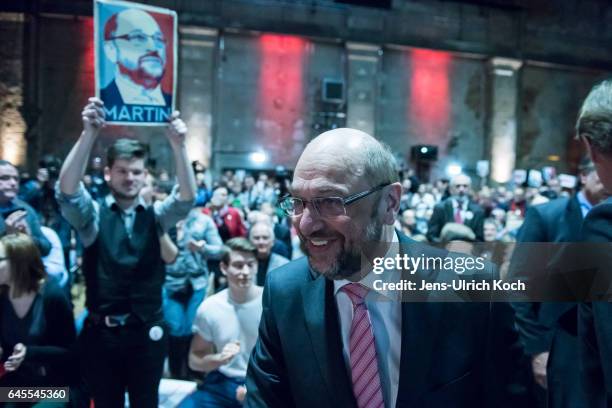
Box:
[0,13,27,167]
[178,27,218,169]
[346,42,380,137]
[486,57,522,183]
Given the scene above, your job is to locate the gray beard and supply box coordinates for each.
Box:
[302,218,384,280]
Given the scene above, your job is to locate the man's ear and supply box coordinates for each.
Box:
[104,166,111,183]
[382,182,402,225]
[103,41,118,64]
[220,262,228,277]
[582,135,600,164]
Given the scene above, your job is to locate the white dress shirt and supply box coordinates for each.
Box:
[334,232,402,408]
[115,71,166,106]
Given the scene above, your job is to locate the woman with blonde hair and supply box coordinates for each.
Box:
[0,233,76,402]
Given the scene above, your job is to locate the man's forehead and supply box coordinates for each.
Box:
[0,164,18,176]
[451,175,470,186]
[110,158,145,170]
[290,176,348,196]
[116,10,160,34]
[251,224,272,236]
[229,251,256,262]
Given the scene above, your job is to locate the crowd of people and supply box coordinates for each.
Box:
[0,78,610,408]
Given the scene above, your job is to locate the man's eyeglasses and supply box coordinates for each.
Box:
[109,32,166,48]
[278,183,391,218]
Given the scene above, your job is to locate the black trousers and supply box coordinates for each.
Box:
[547,325,584,408]
[79,320,168,408]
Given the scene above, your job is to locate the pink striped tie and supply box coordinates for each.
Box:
[342,283,385,408]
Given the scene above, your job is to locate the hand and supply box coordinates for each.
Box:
[188,239,206,253]
[531,351,549,389]
[82,97,105,133]
[5,210,31,235]
[4,343,26,372]
[217,341,240,365]
[235,385,247,402]
[166,111,187,147]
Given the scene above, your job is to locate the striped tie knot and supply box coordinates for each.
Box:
[342,283,369,306]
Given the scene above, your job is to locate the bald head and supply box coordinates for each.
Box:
[118,9,160,35]
[295,128,398,190]
[450,174,471,199]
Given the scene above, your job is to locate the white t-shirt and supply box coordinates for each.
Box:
[192,288,263,378]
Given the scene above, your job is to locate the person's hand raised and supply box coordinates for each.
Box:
[5,210,31,236]
[82,97,105,134]
[166,111,187,148]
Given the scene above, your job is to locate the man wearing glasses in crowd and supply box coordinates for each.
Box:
[245,128,527,407]
[101,8,171,108]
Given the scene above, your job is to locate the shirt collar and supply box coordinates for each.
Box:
[115,71,166,106]
[334,230,401,302]
[105,193,147,213]
[577,190,593,216]
[452,197,468,210]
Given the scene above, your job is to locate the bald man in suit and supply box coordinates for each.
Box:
[245,128,528,408]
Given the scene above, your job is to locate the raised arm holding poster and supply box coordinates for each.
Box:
[94,0,177,125]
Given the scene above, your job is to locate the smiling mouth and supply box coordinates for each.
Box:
[306,238,339,253]
[141,56,162,64]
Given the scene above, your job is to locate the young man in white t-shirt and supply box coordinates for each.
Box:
[183,238,263,407]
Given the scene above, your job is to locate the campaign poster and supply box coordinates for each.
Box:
[94,0,177,126]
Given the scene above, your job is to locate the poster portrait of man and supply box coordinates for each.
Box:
[94,0,177,125]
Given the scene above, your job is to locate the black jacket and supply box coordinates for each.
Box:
[427,198,485,242]
[578,199,612,407]
[246,232,528,407]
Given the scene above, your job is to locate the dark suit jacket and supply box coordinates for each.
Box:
[509,196,586,407]
[246,233,528,408]
[510,196,583,355]
[100,79,172,107]
[427,198,485,242]
[578,199,612,407]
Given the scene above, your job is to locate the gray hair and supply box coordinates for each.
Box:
[249,221,275,240]
[576,79,612,154]
[338,137,399,187]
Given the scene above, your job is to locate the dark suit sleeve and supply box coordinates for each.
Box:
[246,275,293,407]
[472,209,485,241]
[25,204,52,257]
[485,302,532,407]
[509,206,552,355]
[578,302,606,407]
[426,204,445,242]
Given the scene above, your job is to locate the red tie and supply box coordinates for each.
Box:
[341,283,385,408]
[454,205,463,224]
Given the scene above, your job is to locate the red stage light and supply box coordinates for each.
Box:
[258,34,307,151]
[409,48,451,146]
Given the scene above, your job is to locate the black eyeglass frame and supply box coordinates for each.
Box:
[278,182,391,217]
[108,33,167,46]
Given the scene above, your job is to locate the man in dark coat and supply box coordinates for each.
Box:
[246,128,527,408]
[511,157,607,407]
[576,79,612,407]
[427,174,485,242]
